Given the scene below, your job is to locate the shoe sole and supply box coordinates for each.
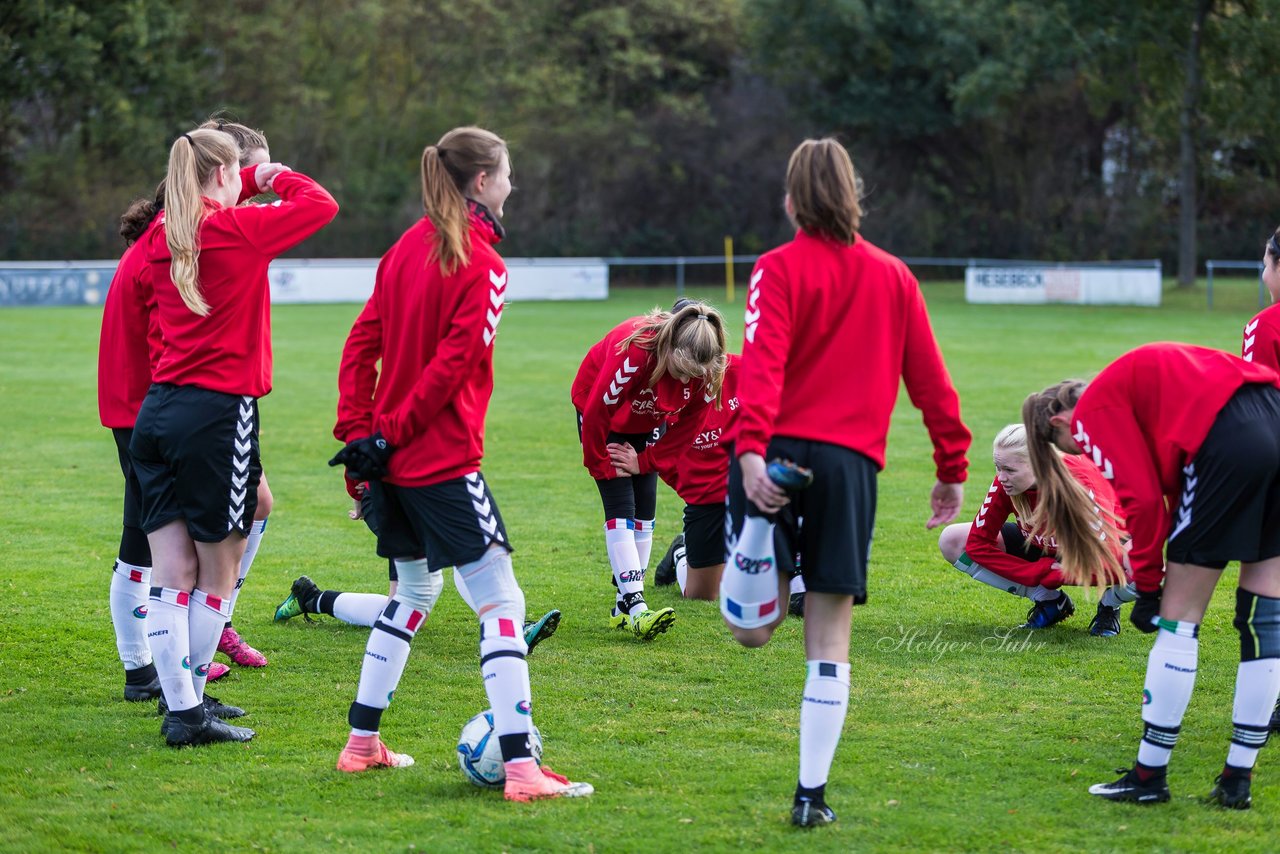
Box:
[124,686,162,702]
[634,611,676,641]
[336,752,415,772]
[1089,787,1170,803]
[504,781,594,801]
[525,610,561,653]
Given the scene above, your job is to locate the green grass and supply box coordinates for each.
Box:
[0,282,1277,852]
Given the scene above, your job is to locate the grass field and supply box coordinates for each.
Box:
[1,280,1278,852]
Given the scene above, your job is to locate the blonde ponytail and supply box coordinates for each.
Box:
[163,129,239,316]
[618,301,729,403]
[420,127,508,275]
[1021,382,1125,588]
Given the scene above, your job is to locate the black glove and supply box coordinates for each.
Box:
[328,432,395,481]
[1130,588,1162,633]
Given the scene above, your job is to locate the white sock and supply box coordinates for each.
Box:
[1027,585,1059,602]
[790,575,806,595]
[1101,582,1138,607]
[147,587,198,712]
[354,595,427,714]
[953,553,1029,598]
[333,593,390,628]
[480,617,535,760]
[675,553,688,595]
[227,518,266,614]
[1227,658,1280,768]
[1136,627,1198,767]
[110,560,152,669]
[188,589,232,699]
[634,518,655,571]
[605,519,646,615]
[453,567,477,610]
[799,660,851,788]
[720,515,780,628]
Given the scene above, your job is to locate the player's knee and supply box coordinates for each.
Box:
[255,479,273,519]
[394,559,443,615]
[457,545,525,623]
[937,524,966,563]
[1235,587,1280,661]
[728,622,776,648]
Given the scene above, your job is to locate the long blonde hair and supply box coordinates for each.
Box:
[617,301,729,402]
[420,127,508,275]
[163,129,239,315]
[1021,381,1125,587]
[992,423,1035,524]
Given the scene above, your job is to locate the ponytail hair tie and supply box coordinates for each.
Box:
[180,132,194,145]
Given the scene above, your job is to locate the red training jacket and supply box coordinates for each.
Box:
[145,166,338,398]
[571,316,716,481]
[965,454,1125,588]
[657,354,740,506]
[1243,303,1280,370]
[98,220,164,427]
[335,209,507,487]
[1072,342,1280,592]
[735,230,970,482]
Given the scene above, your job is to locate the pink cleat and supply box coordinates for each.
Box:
[206,661,231,683]
[503,761,594,802]
[218,626,268,667]
[336,733,415,772]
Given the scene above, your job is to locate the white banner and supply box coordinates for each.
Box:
[964,265,1161,306]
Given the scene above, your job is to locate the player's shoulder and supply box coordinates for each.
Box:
[1248,301,1280,332]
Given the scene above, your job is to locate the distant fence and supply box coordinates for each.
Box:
[1205,260,1265,310]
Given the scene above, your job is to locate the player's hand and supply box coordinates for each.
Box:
[926,480,964,529]
[741,452,788,514]
[607,442,640,477]
[255,162,290,191]
[1130,588,1161,633]
[349,497,364,521]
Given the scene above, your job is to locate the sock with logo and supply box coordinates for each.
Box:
[312,591,389,628]
[480,616,535,762]
[799,660,851,789]
[224,518,266,625]
[110,559,153,671]
[1135,622,1199,768]
[720,514,780,628]
[188,589,232,699]
[147,587,199,713]
[348,585,429,735]
[604,519,647,616]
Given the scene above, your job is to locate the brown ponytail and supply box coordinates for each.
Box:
[1021,381,1125,589]
[618,301,729,402]
[420,127,508,275]
[199,116,269,167]
[785,137,863,245]
[163,129,239,316]
[119,181,165,245]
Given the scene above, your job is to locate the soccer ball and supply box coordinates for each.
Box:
[456,709,542,788]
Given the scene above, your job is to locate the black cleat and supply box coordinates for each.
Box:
[791,798,836,827]
[124,675,162,702]
[163,709,255,747]
[788,591,805,618]
[1088,766,1170,803]
[1209,768,1252,809]
[1270,699,1280,734]
[159,694,246,720]
[1089,603,1122,637]
[654,534,685,587]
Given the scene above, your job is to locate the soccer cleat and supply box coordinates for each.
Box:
[629,607,676,640]
[1209,767,1252,809]
[124,674,162,703]
[654,534,685,587]
[275,575,320,622]
[524,609,561,655]
[218,626,268,667]
[1089,603,1122,637]
[608,609,630,631]
[503,761,594,801]
[1088,766,1171,803]
[1019,592,1075,630]
[159,694,246,720]
[163,710,255,747]
[336,734,415,772]
[791,798,836,827]
[768,458,814,491]
[206,661,230,683]
[789,591,806,618]
[1270,699,1280,734]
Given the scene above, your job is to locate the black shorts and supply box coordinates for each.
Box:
[1166,383,1280,567]
[129,384,261,542]
[682,502,726,568]
[359,491,398,582]
[113,427,143,530]
[727,437,875,600]
[370,472,513,568]
[1000,522,1046,561]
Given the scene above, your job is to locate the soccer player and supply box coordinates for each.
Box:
[571,300,728,638]
[936,423,1136,634]
[718,138,970,827]
[1021,344,1280,808]
[330,126,591,801]
[131,128,337,746]
[274,489,562,654]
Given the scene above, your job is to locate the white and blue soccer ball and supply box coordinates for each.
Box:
[456,709,542,788]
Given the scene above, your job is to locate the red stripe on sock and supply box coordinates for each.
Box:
[406,609,424,632]
[129,569,143,582]
[206,594,223,611]
[499,618,517,638]
[176,591,190,607]
[759,599,777,617]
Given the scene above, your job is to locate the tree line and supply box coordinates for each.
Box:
[4,0,1279,282]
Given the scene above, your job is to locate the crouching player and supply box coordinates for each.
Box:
[1023,343,1280,808]
[936,424,1136,634]
[330,127,589,800]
